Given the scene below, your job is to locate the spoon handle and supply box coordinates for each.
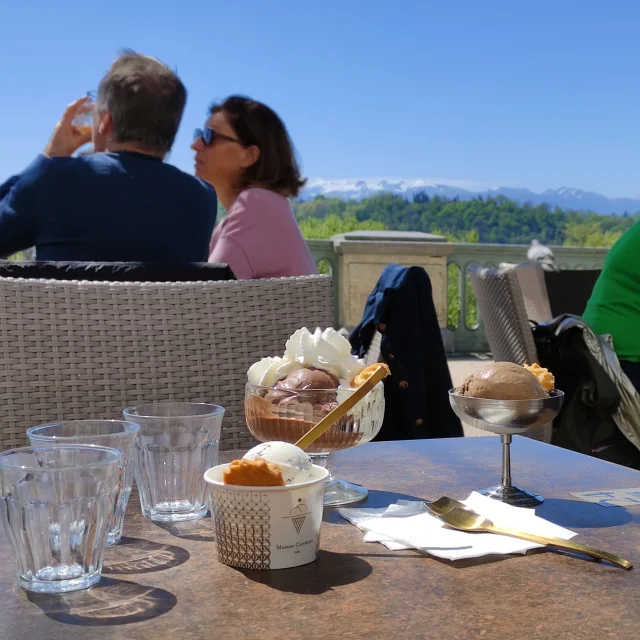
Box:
[486,525,633,570]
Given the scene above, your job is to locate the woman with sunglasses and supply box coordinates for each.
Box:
[192,96,317,279]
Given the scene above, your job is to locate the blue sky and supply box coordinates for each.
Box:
[1,0,640,197]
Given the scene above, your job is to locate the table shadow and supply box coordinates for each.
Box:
[103,536,190,575]
[540,498,634,529]
[238,550,372,594]
[152,519,216,542]
[26,576,176,626]
[323,489,426,525]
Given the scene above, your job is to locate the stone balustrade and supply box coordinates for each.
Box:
[306,232,608,354]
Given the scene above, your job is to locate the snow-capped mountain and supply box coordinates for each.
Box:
[300,179,640,215]
[302,179,475,202]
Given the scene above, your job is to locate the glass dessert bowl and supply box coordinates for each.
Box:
[245,381,385,506]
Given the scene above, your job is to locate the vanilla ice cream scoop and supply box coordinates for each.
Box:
[243,441,313,484]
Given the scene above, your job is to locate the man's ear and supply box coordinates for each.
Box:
[98,112,113,137]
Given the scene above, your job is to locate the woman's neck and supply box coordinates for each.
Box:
[216,185,241,211]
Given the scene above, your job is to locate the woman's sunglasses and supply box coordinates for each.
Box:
[193,128,243,147]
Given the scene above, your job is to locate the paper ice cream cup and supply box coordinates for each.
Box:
[204,464,329,570]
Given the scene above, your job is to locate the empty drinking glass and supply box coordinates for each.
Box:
[0,445,121,593]
[27,420,140,545]
[123,402,224,522]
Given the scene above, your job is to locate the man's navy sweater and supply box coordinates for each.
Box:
[0,151,217,262]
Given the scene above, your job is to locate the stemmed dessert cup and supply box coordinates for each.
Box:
[448,389,565,507]
[245,382,385,506]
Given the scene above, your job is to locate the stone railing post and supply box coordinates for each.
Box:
[331,231,455,342]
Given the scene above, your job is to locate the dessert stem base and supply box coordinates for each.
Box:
[310,454,369,507]
[479,484,544,508]
[477,435,544,508]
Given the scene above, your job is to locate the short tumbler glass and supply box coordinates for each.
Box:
[0,445,121,593]
[27,420,140,545]
[72,89,96,136]
[123,402,225,522]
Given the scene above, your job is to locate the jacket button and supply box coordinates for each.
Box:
[399,380,409,389]
[415,418,423,426]
[378,323,386,332]
[387,353,395,361]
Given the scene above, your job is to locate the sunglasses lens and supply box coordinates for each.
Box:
[194,128,215,146]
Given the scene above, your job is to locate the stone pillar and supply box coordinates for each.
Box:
[332,231,455,338]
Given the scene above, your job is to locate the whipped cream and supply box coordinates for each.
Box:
[247,327,365,387]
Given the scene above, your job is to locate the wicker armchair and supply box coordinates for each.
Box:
[499,263,553,324]
[468,264,550,442]
[0,275,333,451]
[469,264,538,365]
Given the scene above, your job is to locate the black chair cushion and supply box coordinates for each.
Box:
[544,269,600,317]
[0,261,236,282]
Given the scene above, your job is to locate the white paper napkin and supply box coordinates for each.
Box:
[339,492,576,561]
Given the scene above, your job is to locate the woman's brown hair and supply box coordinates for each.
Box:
[210,96,306,198]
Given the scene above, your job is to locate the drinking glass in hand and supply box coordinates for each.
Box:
[0,445,121,593]
[72,90,97,136]
[123,402,225,522]
[27,420,140,545]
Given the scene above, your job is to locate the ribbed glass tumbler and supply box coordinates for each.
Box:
[123,402,224,522]
[27,420,139,545]
[0,445,121,593]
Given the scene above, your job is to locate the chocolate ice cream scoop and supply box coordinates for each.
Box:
[265,367,340,405]
[457,361,547,400]
[266,367,340,405]
[275,367,339,391]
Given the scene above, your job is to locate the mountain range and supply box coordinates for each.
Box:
[300,179,640,216]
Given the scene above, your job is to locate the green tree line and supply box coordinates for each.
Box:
[294,192,638,247]
[295,192,640,330]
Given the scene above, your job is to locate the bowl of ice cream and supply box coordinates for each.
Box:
[449,361,564,506]
[244,327,386,506]
[245,382,384,454]
[449,361,564,435]
[204,442,329,569]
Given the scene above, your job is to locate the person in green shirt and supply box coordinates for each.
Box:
[583,220,640,391]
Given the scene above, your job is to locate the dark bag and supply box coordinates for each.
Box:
[532,319,640,469]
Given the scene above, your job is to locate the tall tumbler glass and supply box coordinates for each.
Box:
[123,403,224,522]
[27,420,139,545]
[0,445,121,593]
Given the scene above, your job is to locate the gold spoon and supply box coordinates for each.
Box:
[428,503,633,570]
[424,496,467,517]
[295,363,389,450]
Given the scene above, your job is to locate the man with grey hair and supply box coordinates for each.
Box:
[0,51,217,262]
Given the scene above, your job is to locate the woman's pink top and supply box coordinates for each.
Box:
[208,188,317,280]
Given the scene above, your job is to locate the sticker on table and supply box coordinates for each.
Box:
[570,488,640,507]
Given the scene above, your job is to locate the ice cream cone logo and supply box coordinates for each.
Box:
[284,500,309,535]
[291,515,306,534]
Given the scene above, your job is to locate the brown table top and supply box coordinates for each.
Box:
[1,437,640,640]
